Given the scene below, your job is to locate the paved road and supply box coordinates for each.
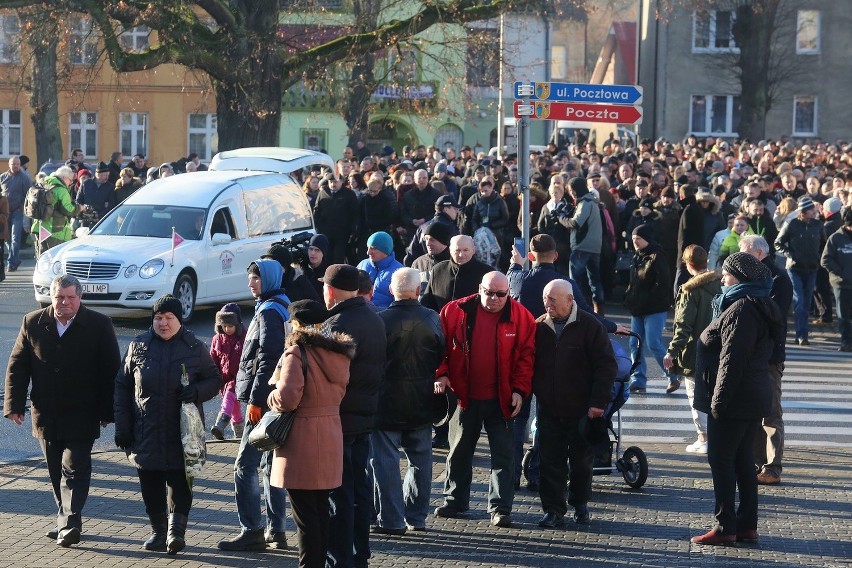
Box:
[0,441,850,567]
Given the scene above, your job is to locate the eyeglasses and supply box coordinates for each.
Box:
[481,288,509,298]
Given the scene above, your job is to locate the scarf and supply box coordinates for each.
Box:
[711,278,772,320]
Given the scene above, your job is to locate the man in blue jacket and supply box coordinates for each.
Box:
[357,231,403,309]
[219,259,290,551]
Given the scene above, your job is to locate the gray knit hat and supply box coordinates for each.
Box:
[722,251,771,283]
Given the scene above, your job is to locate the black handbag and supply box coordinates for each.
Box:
[248,345,308,451]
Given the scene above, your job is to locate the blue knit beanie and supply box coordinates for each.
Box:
[367,231,394,256]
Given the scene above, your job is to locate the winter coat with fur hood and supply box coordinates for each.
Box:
[268,327,354,490]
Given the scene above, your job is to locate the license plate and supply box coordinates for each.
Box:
[82,283,109,294]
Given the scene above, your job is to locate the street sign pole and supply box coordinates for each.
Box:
[516,83,534,267]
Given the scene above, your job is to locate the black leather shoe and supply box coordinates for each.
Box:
[264,529,288,549]
[371,525,407,536]
[46,528,59,540]
[57,527,80,547]
[573,504,590,525]
[217,528,266,551]
[434,505,462,518]
[538,512,565,529]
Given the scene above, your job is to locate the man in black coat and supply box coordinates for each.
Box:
[321,264,387,567]
[372,268,444,534]
[739,234,793,486]
[4,274,120,547]
[313,174,359,264]
[420,235,492,313]
[400,169,442,245]
[534,279,617,528]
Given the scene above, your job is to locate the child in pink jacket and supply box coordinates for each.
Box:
[210,303,247,439]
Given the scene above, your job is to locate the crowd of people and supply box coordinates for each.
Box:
[3,133,852,564]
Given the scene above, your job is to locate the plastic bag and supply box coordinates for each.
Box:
[179,364,207,479]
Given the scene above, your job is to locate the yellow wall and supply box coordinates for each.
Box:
[0,26,215,167]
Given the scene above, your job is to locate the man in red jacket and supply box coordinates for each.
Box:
[433,271,535,528]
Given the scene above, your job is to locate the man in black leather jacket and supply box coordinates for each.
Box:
[371,268,445,535]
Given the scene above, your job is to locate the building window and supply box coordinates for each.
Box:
[466,27,499,88]
[119,112,148,158]
[793,96,817,136]
[0,15,21,63]
[551,46,567,80]
[300,128,327,152]
[69,112,98,159]
[689,95,740,136]
[692,10,738,52]
[188,113,218,161]
[434,124,464,152]
[120,26,150,52]
[796,10,820,54]
[0,109,22,157]
[388,46,419,84]
[70,18,98,65]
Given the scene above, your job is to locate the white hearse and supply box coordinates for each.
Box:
[33,147,333,320]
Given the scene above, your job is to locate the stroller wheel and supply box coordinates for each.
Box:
[618,446,648,488]
[521,447,535,482]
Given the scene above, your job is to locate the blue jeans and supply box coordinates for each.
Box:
[234,420,287,532]
[512,395,539,485]
[443,398,515,514]
[327,432,372,568]
[569,250,604,305]
[370,427,432,530]
[7,209,23,267]
[629,311,672,388]
[788,269,817,340]
[835,287,852,346]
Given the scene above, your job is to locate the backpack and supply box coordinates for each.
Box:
[23,183,55,221]
[473,227,502,268]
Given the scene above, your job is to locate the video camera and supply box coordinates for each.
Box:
[276,231,313,265]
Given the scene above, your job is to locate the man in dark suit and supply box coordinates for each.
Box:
[4,274,121,547]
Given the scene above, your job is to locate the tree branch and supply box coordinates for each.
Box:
[281,0,540,75]
[195,0,239,31]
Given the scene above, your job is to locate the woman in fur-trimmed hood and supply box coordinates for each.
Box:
[266,299,355,567]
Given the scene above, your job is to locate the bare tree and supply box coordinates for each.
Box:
[663,0,810,141]
[0,0,588,151]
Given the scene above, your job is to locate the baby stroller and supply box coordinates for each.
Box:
[522,331,649,489]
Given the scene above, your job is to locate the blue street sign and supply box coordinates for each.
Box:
[513,81,643,105]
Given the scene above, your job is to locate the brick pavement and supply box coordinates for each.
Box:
[0,440,850,567]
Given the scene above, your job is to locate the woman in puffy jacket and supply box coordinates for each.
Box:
[624,223,675,393]
[690,252,783,546]
[114,294,221,555]
[267,300,354,568]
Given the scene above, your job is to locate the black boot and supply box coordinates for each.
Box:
[144,512,168,551]
[166,513,188,555]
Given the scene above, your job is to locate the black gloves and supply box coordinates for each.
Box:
[178,384,198,403]
[115,434,133,450]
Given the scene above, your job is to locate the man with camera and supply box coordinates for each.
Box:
[262,233,321,303]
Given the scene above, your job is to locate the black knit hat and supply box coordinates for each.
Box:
[423,222,453,247]
[632,223,654,244]
[152,294,184,324]
[289,299,329,325]
[722,251,771,283]
[262,243,293,268]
